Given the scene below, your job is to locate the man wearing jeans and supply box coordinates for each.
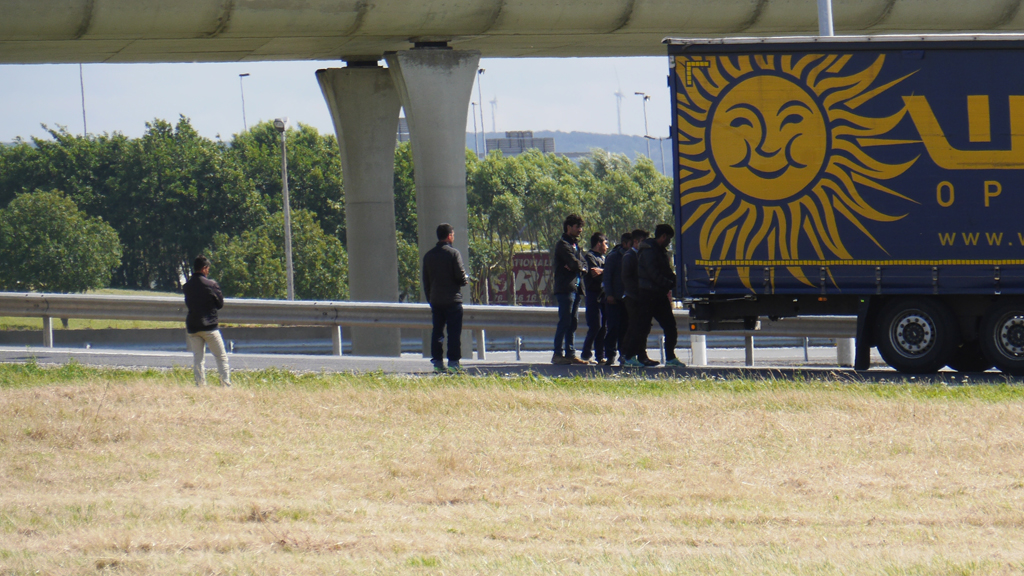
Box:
[422,223,470,373]
[580,232,607,365]
[183,255,230,387]
[631,224,685,368]
[601,232,632,366]
[550,213,589,365]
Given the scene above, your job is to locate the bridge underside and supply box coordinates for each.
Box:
[3,0,1024,63]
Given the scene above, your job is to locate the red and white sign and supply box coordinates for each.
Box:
[489,251,553,306]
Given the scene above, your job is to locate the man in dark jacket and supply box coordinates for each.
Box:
[183,255,230,386]
[628,223,684,368]
[550,213,589,365]
[422,223,470,373]
[580,232,608,364]
[621,229,657,366]
[601,232,631,365]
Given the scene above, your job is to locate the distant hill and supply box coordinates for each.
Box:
[465,130,671,174]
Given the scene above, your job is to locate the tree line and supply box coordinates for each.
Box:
[0,117,671,302]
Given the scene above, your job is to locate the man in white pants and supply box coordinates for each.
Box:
[183,255,230,386]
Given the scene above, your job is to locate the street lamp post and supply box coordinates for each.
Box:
[477,68,486,154]
[471,101,480,157]
[79,64,87,136]
[239,73,250,132]
[635,92,651,158]
[646,135,667,175]
[273,117,295,301]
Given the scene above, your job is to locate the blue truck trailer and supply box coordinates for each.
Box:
[668,35,1024,375]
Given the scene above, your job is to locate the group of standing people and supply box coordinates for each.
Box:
[550,214,684,368]
[182,214,680,385]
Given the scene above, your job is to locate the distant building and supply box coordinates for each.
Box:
[485,131,555,156]
[556,151,592,161]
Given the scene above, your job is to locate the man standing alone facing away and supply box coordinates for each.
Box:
[422,223,469,373]
[184,255,230,387]
[551,213,589,365]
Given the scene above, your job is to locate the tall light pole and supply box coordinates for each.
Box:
[79,63,87,136]
[614,91,624,135]
[658,137,667,175]
[489,97,498,134]
[635,92,651,158]
[646,135,667,175]
[471,101,480,157]
[273,117,295,301]
[239,73,250,132]
[477,68,486,153]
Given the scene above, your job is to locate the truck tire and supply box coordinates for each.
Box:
[875,298,959,374]
[979,302,1024,376]
[946,340,993,373]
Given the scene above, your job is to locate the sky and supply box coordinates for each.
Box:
[0,57,672,144]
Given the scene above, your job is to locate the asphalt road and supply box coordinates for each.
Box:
[1,345,1017,384]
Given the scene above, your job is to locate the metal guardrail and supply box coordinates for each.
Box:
[0,292,857,364]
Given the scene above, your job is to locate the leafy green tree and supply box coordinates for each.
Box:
[211,210,349,301]
[108,117,266,290]
[227,122,346,239]
[583,150,672,241]
[0,127,132,217]
[465,148,672,303]
[0,190,121,293]
[393,141,418,242]
[396,231,420,303]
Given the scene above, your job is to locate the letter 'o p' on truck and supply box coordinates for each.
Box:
[668,34,1024,375]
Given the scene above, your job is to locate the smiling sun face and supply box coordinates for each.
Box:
[676,53,919,290]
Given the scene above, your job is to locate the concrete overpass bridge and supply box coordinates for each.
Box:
[4,0,1022,355]
[4,0,1024,61]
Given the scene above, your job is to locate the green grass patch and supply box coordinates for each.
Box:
[0,361,1022,403]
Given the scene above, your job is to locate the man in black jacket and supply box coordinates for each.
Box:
[601,232,631,365]
[550,213,589,365]
[422,223,470,373]
[183,255,230,386]
[631,224,684,368]
[580,232,608,364]
[621,229,657,366]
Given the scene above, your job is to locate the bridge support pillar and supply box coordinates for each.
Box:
[317,64,402,357]
[386,48,480,359]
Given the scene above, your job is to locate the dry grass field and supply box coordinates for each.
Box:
[2,362,1024,575]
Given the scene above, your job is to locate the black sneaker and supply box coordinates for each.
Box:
[642,358,660,366]
[551,354,571,365]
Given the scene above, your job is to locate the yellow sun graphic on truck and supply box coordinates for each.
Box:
[676,54,918,290]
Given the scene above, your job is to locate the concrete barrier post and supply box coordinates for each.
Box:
[474,329,486,360]
[837,337,855,367]
[745,335,755,366]
[331,325,343,356]
[690,334,707,366]
[317,64,402,357]
[42,316,53,348]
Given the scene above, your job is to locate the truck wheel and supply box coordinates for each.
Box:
[875,298,959,374]
[946,340,993,373]
[979,302,1024,376]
